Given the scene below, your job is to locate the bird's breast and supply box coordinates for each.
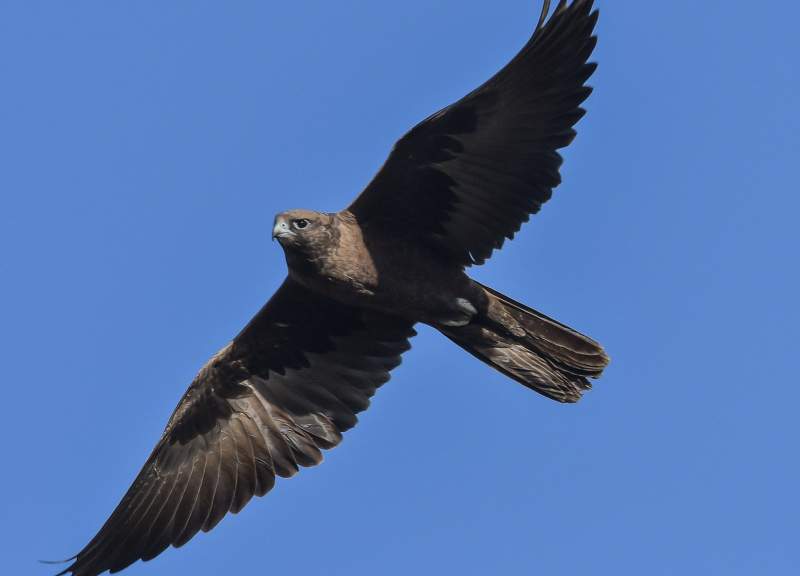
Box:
[288,220,474,323]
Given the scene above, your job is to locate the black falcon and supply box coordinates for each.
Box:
[59,2,608,574]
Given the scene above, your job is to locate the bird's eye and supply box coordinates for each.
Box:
[293,218,309,229]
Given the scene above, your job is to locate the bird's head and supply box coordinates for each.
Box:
[272,210,335,255]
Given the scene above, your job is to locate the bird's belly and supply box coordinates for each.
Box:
[301,254,480,325]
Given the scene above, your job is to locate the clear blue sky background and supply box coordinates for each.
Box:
[1,1,798,575]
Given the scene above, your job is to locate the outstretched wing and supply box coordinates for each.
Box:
[347,0,598,266]
[61,279,415,576]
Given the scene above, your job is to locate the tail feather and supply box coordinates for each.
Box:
[479,283,608,377]
[438,282,609,403]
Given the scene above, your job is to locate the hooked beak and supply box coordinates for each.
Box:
[272,218,292,241]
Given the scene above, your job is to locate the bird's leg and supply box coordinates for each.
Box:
[429,297,478,327]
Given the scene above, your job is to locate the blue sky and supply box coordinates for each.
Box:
[1,1,798,574]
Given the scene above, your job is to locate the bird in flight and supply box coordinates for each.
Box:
[58,1,608,574]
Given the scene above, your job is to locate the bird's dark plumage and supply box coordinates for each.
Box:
[60,2,608,575]
[59,280,414,576]
[349,0,597,265]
